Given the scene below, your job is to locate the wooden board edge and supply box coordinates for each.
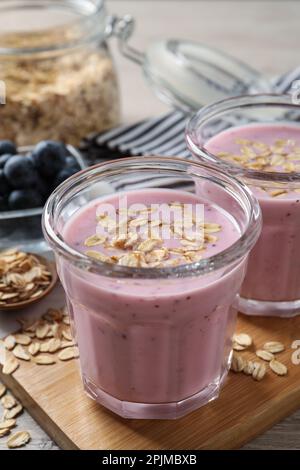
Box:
[201,384,300,449]
[0,369,78,450]
[2,368,300,450]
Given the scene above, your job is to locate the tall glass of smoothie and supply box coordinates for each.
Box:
[43,157,261,419]
[187,94,300,317]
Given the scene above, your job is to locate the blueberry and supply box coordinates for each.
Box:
[33,175,50,198]
[0,195,8,211]
[52,166,78,189]
[8,189,43,210]
[31,141,66,178]
[65,156,81,171]
[0,169,11,196]
[0,154,13,169]
[0,140,17,156]
[4,155,38,188]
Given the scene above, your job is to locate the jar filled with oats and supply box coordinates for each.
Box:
[0,0,120,146]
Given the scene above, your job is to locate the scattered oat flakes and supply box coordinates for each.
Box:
[13,344,30,361]
[263,341,285,354]
[1,394,17,409]
[50,323,59,338]
[0,428,10,438]
[28,342,40,356]
[269,359,288,376]
[60,340,75,349]
[0,419,16,430]
[4,335,16,351]
[58,347,79,361]
[256,350,274,362]
[2,355,19,375]
[233,333,252,348]
[243,360,255,376]
[230,353,245,372]
[25,331,36,339]
[232,342,247,351]
[4,403,23,420]
[36,323,49,340]
[7,431,31,449]
[62,330,72,342]
[0,382,6,398]
[13,333,31,346]
[39,341,50,353]
[24,320,39,333]
[35,355,56,365]
[48,338,61,353]
[252,362,267,381]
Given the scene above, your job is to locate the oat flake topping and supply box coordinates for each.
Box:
[84,202,222,268]
[217,138,300,197]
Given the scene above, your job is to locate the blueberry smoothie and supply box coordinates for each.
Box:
[205,124,300,308]
[58,188,247,418]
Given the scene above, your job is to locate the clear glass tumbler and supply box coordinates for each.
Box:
[43,157,261,419]
[186,94,300,317]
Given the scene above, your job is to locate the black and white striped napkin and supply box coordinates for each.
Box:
[80,68,300,164]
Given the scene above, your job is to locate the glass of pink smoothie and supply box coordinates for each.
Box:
[43,157,261,419]
[187,94,300,317]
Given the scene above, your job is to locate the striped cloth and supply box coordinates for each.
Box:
[80,68,300,163]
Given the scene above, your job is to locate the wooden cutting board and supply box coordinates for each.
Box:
[1,313,300,450]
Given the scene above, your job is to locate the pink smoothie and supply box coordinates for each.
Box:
[205,124,300,303]
[59,189,246,416]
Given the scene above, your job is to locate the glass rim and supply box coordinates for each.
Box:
[0,0,105,56]
[42,156,261,279]
[186,93,300,185]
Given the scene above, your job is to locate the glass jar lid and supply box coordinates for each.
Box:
[110,15,272,112]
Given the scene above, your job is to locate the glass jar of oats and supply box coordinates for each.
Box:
[0,0,120,146]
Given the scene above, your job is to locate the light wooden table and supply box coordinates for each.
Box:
[1,0,300,450]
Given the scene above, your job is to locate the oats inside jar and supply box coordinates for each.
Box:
[0,24,119,146]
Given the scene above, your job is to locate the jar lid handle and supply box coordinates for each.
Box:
[106,15,143,65]
[107,16,272,112]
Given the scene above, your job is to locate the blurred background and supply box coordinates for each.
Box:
[108,0,300,122]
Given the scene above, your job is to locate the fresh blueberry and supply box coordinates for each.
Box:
[65,156,81,171]
[0,195,8,211]
[8,188,43,210]
[52,166,79,189]
[33,175,50,198]
[4,155,38,188]
[0,140,17,156]
[31,141,66,178]
[0,154,13,169]
[0,169,11,196]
